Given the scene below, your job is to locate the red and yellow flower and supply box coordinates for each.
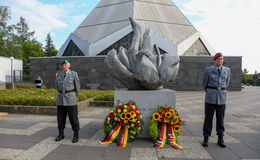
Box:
[174,125,181,132]
[152,112,161,121]
[165,112,172,118]
[102,101,143,147]
[148,105,184,149]
[120,113,127,120]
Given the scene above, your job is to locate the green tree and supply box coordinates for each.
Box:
[14,16,35,44]
[256,79,260,86]
[252,71,260,86]
[247,78,256,86]
[44,32,58,57]
[13,16,44,76]
[21,40,44,75]
[0,6,15,57]
[241,68,249,84]
[0,7,46,77]
[241,68,257,86]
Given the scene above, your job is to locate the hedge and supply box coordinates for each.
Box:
[0,89,114,106]
[6,83,48,89]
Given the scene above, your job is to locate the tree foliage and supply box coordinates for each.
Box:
[22,40,44,75]
[44,33,58,57]
[241,68,260,86]
[0,6,15,58]
[0,6,57,76]
[14,16,35,44]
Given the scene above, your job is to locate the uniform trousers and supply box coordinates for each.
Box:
[57,105,80,131]
[203,103,225,137]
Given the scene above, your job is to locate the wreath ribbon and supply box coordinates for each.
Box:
[117,126,129,147]
[100,124,122,144]
[100,123,129,148]
[154,123,183,149]
[168,124,183,149]
[154,123,167,148]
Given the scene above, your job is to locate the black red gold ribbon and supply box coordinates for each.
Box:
[100,124,129,148]
[154,123,167,148]
[168,124,183,149]
[117,127,129,147]
[100,124,121,144]
[154,123,183,149]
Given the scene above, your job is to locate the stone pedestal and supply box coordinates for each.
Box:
[114,89,176,137]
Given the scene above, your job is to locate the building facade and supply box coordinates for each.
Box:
[0,56,23,83]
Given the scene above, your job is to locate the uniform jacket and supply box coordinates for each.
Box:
[56,70,80,106]
[202,65,231,105]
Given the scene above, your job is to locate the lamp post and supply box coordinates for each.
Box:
[10,57,14,89]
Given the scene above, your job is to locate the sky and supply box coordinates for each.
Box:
[1,0,260,73]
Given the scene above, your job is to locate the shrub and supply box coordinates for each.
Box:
[0,89,114,106]
[0,89,56,106]
[13,83,47,89]
[14,83,36,89]
[94,92,114,101]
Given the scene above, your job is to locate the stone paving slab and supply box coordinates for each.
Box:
[0,87,260,160]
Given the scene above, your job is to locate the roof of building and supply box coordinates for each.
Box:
[74,0,197,45]
[58,0,214,56]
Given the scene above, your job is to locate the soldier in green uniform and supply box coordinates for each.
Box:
[55,59,80,143]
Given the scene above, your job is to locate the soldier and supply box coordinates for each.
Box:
[55,59,80,143]
[202,52,231,148]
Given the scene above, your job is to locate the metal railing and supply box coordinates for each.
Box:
[5,75,23,83]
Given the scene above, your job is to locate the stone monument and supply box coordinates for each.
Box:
[105,18,179,137]
[105,18,180,90]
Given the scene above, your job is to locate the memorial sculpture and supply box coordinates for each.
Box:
[105,18,180,90]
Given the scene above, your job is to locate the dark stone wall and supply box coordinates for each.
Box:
[30,56,242,91]
[164,56,242,91]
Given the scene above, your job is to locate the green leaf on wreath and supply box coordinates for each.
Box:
[148,120,158,141]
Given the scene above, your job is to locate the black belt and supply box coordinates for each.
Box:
[58,89,75,93]
[206,86,226,90]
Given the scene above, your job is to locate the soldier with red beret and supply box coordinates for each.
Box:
[202,53,231,148]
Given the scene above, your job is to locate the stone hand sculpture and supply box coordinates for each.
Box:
[105,17,180,90]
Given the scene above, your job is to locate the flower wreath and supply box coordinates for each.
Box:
[100,101,142,147]
[148,105,184,149]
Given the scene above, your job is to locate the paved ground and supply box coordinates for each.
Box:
[0,86,260,160]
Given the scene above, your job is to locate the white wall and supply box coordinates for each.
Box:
[0,56,23,82]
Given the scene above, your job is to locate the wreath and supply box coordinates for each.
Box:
[148,105,184,149]
[100,101,142,147]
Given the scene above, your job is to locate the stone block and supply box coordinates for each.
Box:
[90,101,113,107]
[17,106,39,114]
[0,105,17,113]
[77,99,90,111]
[114,89,176,137]
[38,106,56,115]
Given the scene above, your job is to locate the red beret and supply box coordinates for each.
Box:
[214,52,223,61]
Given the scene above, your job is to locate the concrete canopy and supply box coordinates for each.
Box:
[57,0,214,57]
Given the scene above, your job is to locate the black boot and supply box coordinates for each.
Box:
[217,135,226,148]
[55,129,64,141]
[202,136,209,147]
[72,131,79,143]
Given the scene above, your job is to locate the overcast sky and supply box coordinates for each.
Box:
[1,0,260,73]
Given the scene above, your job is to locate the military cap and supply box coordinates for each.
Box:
[214,52,223,61]
[60,59,70,65]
